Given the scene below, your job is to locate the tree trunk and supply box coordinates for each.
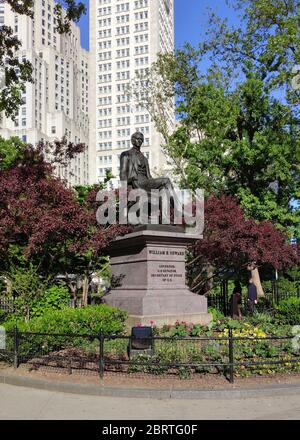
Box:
[65,273,79,307]
[247,263,265,298]
[206,263,214,293]
[82,274,89,306]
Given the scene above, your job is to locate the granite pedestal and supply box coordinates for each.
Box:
[104,226,211,327]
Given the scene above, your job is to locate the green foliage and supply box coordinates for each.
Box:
[2,311,299,378]
[208,307,225,322]
[254,296,277,314]
[30,284,70,318]
[7,264,48,320]
[0,24,33,118]
[0,137,26,170]
[128,354,168,376]
[263,278,300,297]
[276,297,300,325]
[159,321,207,338]
[202,0,300,96]
[170,322,188,338]
[54,1,87,34]
[125,318,299,378]
[0,309,7,324]
[172,75,298,236]
[3,305,128,362]
[4,305,127,336]
[247,312,276,326]
[105,338,128,358]
[227,319,244,330]
[127,339,219,378]
[74,185,103,205]
[189,324,205,337]
[140,2,300,240]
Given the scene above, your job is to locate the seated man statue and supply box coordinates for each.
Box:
[120,132,174,192]
[119,132,179,224]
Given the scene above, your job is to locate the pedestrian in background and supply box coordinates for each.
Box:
[231,281,242,319]
[247,278,258,315]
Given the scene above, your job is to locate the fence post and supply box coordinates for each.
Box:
[13,326,19,369]
[99,333,105,379]
[228,328,234,384]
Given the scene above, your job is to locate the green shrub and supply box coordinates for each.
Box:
[128,354,168,376]
[227,319,244,329]
[276,297,300,325]
[6,264,47,320]
[255,297,276,314]
[3,305,128,361]
[263,278,300,297]
[0,309,8,324]
[170,322,188,337]
[159,321,207,338]
[246,312,276,327]
[208,307,224,322]
[5,304,127,335]
[189,324,205,337]
[30,284,70,318]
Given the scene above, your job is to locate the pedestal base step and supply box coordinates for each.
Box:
[126,313,212,330]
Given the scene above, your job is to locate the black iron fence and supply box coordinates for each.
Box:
[0,298,84,315]
[0,328,299,383]
[1,281,299,318]
[208,281,300,316]
[0,298,16,314]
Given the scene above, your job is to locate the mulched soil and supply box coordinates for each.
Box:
[1,348,300,391]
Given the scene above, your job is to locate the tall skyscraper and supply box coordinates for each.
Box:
[89,0,175,185]
[0,0,90,187]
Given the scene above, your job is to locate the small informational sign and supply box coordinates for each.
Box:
[0,326,6,350]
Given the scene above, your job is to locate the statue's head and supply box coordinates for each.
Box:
[131,132,144,149]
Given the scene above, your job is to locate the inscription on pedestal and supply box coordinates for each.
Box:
[147,248,186,287]
[148,250,185,257]
[151,264,184,284]
[105,229,210,324]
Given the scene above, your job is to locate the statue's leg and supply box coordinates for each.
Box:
[137,178,181,224]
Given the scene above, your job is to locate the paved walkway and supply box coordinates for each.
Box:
[0,383,300,420]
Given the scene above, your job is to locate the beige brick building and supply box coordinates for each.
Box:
[0,0,90,186]
[89,0,175,185]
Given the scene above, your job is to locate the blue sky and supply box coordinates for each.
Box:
[78,0,240,51]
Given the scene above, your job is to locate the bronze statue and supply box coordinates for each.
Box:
[119,132,182,226]
[120,132,174,193]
